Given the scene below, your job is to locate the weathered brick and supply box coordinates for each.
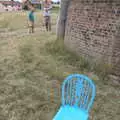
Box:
[64,0,120,81]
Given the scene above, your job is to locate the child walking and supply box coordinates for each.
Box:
[28,4,35,33]
[43,7,51,31]
[43,0,52,31]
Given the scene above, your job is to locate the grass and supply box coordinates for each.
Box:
[45,40,113,81]
[0,11,120,120]
[0,11,58,31]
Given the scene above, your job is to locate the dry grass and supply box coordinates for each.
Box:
[0,11,57,31]
[0,11,120,120]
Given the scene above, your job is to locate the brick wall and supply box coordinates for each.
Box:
[64,0,120,80]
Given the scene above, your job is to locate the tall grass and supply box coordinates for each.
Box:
[45,39,113,81]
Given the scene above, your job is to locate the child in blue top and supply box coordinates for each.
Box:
[28,4,35,33]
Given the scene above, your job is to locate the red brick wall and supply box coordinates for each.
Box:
[64,0,120,79]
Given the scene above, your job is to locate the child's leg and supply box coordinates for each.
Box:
[45,22,48,31]
[32,27,34,33]
[29,26,31,33]
[45,17,48,31]
[31,22,34,33]
[29,26,32,33]
[28,21,34,33]
[48,16,51,31]
[28,21,32,33]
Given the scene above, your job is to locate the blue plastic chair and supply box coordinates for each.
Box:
[53,74,96,120]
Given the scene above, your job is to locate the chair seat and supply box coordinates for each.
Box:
[53,105,88,120]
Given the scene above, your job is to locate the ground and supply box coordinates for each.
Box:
[0,11,120,120]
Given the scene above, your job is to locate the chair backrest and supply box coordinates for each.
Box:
[62,74,96,112]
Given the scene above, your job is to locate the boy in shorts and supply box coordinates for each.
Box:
[28,4,35,33]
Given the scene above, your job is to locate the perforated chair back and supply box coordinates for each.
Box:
[62,74,96,112]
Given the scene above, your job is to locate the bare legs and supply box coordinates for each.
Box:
[28,21,34,33]
[44,16,51,31]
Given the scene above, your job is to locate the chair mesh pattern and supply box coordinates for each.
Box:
[62,74,95,112]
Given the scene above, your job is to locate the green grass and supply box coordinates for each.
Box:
[0,11,119,120]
